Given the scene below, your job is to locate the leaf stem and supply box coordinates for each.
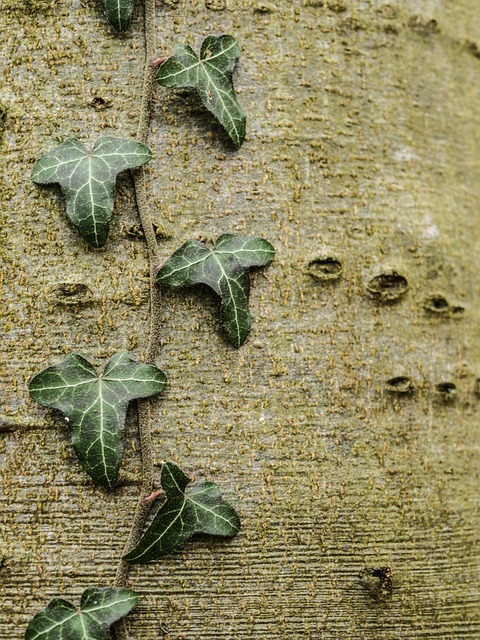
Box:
[114,0,162,601]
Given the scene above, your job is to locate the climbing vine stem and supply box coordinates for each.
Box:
[114,0,163,598]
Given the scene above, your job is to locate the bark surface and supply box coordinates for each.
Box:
[1,0,479,638]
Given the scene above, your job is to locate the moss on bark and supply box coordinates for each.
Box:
[1,1,479,638]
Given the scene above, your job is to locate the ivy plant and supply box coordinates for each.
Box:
[29,352,167,489]
[157,35,246,148]
[124,461,240,563]
[23,0,252,629]
[101,0,136,33]
[156,233,275,347]
[31,137,152,248]
[25,588,138,640]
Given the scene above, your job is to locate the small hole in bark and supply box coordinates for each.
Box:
[306,257,343,282]
[435,382,457,399]
[366,271,408,303]
[423,295,465,317]
[45,283,94,306]
[424,294,449,313]
[90,96,112,111]
[359,567,393,600]
[424,295,450,313]
[385,376,415,395]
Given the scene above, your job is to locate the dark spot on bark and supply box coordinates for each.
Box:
[423,295,465,317]
[385,376,415,395]
[0,421,16,433]
[424,294,449,313]
[474,379,480,399]
[450,305,465,317]
[464,40,480,60]
[306,257,342,282]
[45,283,94,306]
[90,96,112,111]
[383,23,400,35]
[366,272,408,303]
[408,16,440,36]
[435,382,457,400]
[0,103,7,134]
[254,2,274,13]
[359,566,393,600]
[205,0,226,10]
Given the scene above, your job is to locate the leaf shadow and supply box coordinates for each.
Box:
[190,531,240,547]
[32,183,90,248]
[157,282,232,348]
[158,89,238,151]
[42,407,90,481]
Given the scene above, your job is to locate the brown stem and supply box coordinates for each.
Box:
[114,0,162,612]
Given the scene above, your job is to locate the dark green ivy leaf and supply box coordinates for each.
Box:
[157,35,246,148]
[101,0,135,32]
[31,137,152,248]
[29,352,167,489]
[156,233,275,347]
[25,587,138,640]
[124,461,240,563]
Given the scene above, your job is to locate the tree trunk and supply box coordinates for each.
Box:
[1,0,479,638]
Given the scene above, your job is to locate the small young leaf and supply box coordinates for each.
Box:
[101,0,135,32]
[156,233,275,347]
[31,137,152,248]
[25,587,138,640]
[124,461,240,563]
[157,35,246,148]
[29,352,167,489]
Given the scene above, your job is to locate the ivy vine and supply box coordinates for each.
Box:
[25,0,275,637]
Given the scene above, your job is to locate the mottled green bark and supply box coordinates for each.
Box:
[1,1,479,639]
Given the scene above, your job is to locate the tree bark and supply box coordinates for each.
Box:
[1,0,479,638]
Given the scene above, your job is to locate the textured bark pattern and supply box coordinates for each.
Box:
[1,0,479,638]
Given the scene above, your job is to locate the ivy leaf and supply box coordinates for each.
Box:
[25,587,138,640]
[157,35,246,148]
[101,0,135,32]
[29,352,167,489]
[31,137,152,248]
[124,461,240,563]
[156,234,275,347]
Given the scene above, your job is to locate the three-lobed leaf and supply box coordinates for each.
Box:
[157,35,246,148]
[123,461,240,563]
[101,0,135,32]
[25,587,137,640]
[156,233,275,347]
[29,352,167,489]
[31,137,152,248]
